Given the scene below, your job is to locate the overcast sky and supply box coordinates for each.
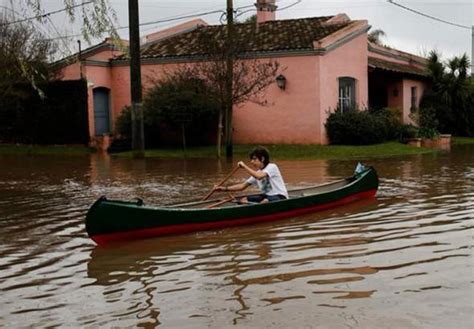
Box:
[5,0,473,61]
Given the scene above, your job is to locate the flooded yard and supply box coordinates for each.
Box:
[0,145,473,328]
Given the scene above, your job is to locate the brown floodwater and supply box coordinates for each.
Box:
[0,145,473,328]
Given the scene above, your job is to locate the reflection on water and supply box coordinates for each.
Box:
[0,145,473,328]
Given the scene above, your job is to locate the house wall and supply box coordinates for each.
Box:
[319,33,368,143]
[57,46,125,138]
[57,26,429,146]
[385,78,426,125]
[234,32,369,145]
[402,79,426,124]
[109,65,130,123]
[82,35,369,145]
[59,62,82,80]
[387,80,404,109]
[234,56,321,144]
[86,65,114,136]
[109,62,184,126]
[111,58,323,145]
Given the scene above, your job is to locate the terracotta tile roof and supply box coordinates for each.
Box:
[138,16,350,59]
[368,57,429,77]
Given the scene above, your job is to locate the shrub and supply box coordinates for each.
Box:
[418,107,439,139]
[115,74,220,148]
[325,106,406,145]
[368,107,403,140]
[325,108,387,145]
[420,91,451,134]
[398,124,419,142]
[115,106,132,138]
[143,74,220,147]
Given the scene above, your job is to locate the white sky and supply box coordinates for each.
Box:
[4,0,474,61]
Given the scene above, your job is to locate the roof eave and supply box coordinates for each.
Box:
[111,48,330,66]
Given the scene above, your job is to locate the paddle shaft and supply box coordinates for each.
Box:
[205,197,235,209]
[202,166,240,201]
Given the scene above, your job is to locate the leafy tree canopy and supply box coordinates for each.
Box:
[423,50,473,136]
[21,0,117,43]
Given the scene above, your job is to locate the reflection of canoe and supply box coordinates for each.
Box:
[87,235,210,284]
[86,167,379,245]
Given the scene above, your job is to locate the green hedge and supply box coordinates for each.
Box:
[325,108,404,145]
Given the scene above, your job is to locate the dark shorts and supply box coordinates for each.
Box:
[246,194,287,203]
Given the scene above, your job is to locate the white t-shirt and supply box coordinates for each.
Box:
[245,163,288,198]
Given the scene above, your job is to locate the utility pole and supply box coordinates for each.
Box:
[471,26,473,78]
[225,0,234,158]
[128,0,145,158]
[77,40,83,80]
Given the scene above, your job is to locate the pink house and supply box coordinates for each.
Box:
[56,0,430,149]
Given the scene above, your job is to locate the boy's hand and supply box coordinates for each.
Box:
[237,161,245,168]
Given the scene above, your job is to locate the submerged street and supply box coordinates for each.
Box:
[0,145,473,328]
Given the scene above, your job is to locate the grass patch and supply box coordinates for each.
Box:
[115,142,435,160]
[452,137,474,145]
[0,144,94,155]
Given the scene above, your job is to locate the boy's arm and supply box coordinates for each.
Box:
[237,161,267,180]
[215,181,250,192]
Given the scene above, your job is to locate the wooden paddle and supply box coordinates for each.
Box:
[202,166,240,201]
[205,197,235,209]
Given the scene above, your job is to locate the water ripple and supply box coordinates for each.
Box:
[0,151,473,327]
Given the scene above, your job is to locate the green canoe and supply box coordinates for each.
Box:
[86,166,379,245]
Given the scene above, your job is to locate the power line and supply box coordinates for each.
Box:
[40,1,308,43]
[46,15,74,55]
[277,0,303,11]
[387,0,471,30]
[0,0,94,27]
[45,8,228,41]
[127,9,225,29]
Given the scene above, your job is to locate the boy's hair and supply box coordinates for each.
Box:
[249,146,270,167]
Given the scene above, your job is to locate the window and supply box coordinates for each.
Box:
[411,86,418,111]
[338,77,356,112]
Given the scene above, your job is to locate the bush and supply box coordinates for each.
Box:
[398,124,419,142]
[326,107,403,145]
[114,105,170,148]
[115,74,220,147]
[144,75,220,147]
[369,107,403,140]
[115,106,132,138]
[420,91,451,134]
[418,107,439,139]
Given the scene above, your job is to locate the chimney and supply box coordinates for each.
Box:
[255,0,277,23]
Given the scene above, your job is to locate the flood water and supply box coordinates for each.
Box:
[0,145,473,328]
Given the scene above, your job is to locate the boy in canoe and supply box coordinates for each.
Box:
[214,146,288,203]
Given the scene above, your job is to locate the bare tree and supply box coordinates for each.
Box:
[172,58,279,157]
[0,14,58,98]
[169,27,280,157]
